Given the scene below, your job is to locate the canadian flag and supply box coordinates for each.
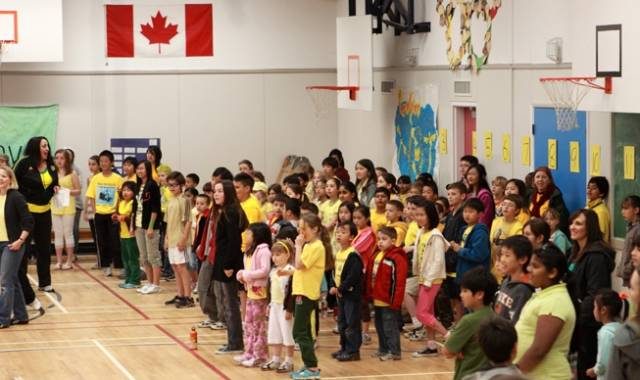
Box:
[106,4,213,57]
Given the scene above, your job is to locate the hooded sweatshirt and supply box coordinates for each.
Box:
[456,223,491,283]
[606,319,640,380]
[567,240,616,326]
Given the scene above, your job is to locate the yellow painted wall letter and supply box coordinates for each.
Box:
[502,134,511,163]
[624,146,635,180]
[548,139,557,169]
[521,137,530,166]
[484,131,493,159]
[439,128,448,154]
[569,141,580,173]
[590,144,601,176]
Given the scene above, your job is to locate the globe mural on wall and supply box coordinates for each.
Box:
[394,86,439,179]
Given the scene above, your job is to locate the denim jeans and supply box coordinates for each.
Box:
[374,306,401,356]
[197,260,225,322]
[338,297,362,354]
[0,242,28,325]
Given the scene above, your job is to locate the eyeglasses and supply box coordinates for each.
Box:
[168,183,180,188]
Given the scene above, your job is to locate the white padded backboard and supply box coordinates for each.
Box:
[337,15,373,111]
[0,0,63,62]
[596,24,622,77]
[0,11,17,42]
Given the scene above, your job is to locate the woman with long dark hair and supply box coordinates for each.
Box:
[146,145,162,182]
[198,179,248,354]
[329,149,350,183]
[354,159,376,208]
[465,163,495,228]
[14,136,58,294]
[132,160,162,294]
[566,209,615,380]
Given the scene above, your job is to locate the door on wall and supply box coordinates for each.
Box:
[533,107,587,215]
[454,106,477,157]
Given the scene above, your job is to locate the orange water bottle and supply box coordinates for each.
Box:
[190,326,198,350]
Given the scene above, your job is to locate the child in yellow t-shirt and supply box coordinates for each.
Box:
[490,194,524,281]
[116,181,141,288]
[385,200,407,247]
[371,188,390,233]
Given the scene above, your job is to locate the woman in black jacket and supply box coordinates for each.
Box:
[566,209,615,380]
[0,166,35,328]
[14,136,58,295]
[205,179,248,354]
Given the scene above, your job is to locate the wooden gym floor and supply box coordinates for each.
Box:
[0,256,454,380]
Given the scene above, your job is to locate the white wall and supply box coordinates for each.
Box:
[1,0,341,183]
[570,0,639,113]
[4,0,338,72]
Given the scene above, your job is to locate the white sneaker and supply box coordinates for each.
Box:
[136,284,150,294]
[27,298,42,311]
[144,285,160,294]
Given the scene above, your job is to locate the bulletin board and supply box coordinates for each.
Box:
[612,114,640,238]
[110,138,160,173]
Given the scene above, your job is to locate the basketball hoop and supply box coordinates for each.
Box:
[305,85,359,120]
[539,76,612,131]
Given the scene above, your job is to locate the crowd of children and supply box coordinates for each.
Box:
[4,145,640,380]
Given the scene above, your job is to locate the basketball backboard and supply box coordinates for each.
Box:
[337,15,373,111]
[596,24,622,77]
[0,11,18,42]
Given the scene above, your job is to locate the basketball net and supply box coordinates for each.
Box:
[540,78,591,131]
[306,87,336,121]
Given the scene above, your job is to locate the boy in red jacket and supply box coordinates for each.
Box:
[366,226,408,361]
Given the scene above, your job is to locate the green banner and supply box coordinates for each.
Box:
[0,105,59,167]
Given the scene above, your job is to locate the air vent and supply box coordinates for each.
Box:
[454,81,471,96]
[381,80,395,94]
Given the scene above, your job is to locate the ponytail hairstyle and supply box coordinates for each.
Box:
[246,222,272,257]
[301,213,334,271]
[594,288,629,322]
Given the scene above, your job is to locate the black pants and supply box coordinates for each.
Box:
[94,213,122,269]
[576,321,599,380]
[31,211,53,288]
[218,280,243,350]
[18,250,35,305]
[338,297,362,354]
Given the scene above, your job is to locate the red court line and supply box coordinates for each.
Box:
[74,263,151,320]
[154,324,230,380]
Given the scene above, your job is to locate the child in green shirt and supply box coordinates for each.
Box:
[442,267,498,380]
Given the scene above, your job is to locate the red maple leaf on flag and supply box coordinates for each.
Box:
[140,11,179,54]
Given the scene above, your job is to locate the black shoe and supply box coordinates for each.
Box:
[164,295,180,305]
[331,350,343,359]
[336,352,361,362]
[0,323,10,329]
[11,319,29,325]
[176,297,195,309]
